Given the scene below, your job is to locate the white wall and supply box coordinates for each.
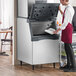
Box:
[0,0,14,28]
[47,0,54,3]
[0,1,1,21]
[0,0,14,52]
[54,0,60,3]
[47,0,60,3]
[47,0,76,6]
[71,0,76,6]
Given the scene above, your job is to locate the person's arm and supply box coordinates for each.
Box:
[53,7,72,34]
[59,6,64,15]
[60,8,72,30]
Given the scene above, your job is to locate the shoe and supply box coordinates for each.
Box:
[64,68,76,72]
[60,65,70,70]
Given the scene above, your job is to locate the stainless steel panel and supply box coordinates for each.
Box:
[29,3,59,21]
[17,0,47,17]
[30,21,58,36]
[33,39,60,64]
[18,0,28,17]
[17,18,33,64]
[30,21,53,35]
[18,0,35,17]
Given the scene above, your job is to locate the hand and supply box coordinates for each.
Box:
[0,21,2,24]
[53,30,58,34]
[53,28,61,34]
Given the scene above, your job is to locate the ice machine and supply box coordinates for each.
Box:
[17,0,60,70]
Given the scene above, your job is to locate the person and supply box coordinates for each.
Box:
[53,0,76,72]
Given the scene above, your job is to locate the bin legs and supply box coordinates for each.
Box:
[20,61,23,66]
[32,65,34,70]
[53,63,55,68]
[20,61,56,70]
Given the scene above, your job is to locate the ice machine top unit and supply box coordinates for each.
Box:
[29,3,59,21]
[29,3,59,39]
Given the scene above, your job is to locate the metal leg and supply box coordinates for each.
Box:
[20,61,22,66]
[41,65,42,69]
[32,65,34,70]
[53,63,55,68]
[0,42,6,54]
[1,42,3,52]
[10,41,12,55]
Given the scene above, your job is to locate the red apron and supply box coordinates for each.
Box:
[61,9,73,43]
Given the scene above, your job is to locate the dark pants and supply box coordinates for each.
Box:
[64,43,76,68]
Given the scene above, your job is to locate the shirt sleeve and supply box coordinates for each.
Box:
[60,8,72,30]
